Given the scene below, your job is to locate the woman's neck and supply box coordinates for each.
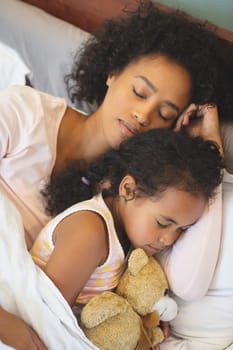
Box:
[53,107,112,174]
[77,110,112,164]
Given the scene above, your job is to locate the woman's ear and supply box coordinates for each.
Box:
[119,175,137,200]
[106,72,116,87]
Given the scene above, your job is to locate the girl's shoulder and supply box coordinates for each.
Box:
[57,195,109,234]
[54,205,109,265]
[58,209,107,235]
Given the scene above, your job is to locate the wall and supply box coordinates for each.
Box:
[155,0,233,31]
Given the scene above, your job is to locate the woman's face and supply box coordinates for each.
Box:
[100,55,192,149]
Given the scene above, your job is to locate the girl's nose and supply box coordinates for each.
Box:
[159,231,179,248]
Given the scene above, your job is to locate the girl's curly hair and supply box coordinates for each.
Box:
[65,0,233,120]
[43,129,223,216]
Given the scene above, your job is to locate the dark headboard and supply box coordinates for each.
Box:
[21,0,233,56]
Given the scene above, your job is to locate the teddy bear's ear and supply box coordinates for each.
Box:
[128,248,149,276]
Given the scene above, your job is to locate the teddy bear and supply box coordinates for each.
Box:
[80,248,178,350]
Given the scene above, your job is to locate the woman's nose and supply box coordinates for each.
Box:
[132,99,160,129]
[133,112,149,127]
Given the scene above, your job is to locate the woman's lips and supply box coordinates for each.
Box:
[119,119,138,138]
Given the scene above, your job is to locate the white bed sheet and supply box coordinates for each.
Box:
[0,192,98,350]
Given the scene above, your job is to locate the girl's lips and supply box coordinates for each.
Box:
[147,245,163,255]
[119,119,138,138]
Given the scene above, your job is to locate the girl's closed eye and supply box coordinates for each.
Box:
[156,220,170,229]
[177,226,189,234]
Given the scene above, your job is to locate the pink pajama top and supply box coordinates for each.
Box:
[31,193,126,304]
[0,85,66,248]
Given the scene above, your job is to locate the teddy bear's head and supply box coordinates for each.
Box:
[80,248,177,350]
[116,248,176,319]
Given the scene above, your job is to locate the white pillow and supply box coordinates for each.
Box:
[0,0,93,113]
[221,122,233,174]
[0,41,30,90]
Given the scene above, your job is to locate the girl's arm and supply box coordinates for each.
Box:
[44,210,108,306]
[157,184,222,300]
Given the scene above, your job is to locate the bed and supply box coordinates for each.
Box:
[0,1,233,349]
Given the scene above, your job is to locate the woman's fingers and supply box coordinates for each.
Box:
[175,103,223,154]
[174,104,197,131]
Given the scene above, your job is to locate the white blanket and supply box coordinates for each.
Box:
[0,192,98,350]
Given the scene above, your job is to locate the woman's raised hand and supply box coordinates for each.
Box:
[175,104,223,154]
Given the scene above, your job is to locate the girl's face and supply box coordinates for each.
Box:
[116,177,206,256]
[99,55,192,149]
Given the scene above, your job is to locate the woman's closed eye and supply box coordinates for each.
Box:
[159,106,178,122]
[132,86,146,99]
[132,85,179,124]
[158,109,171,122]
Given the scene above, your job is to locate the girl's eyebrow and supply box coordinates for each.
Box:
[160,215,177,225]
[135,75,180,113]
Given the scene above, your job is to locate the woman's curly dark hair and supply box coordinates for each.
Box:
[65,0,233,120]
[43,129,224,216]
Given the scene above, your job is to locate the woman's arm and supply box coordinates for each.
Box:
[44,210,108,306]
[176,104,223,153]
[0,307,47,350]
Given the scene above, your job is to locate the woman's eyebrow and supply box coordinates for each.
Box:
[135,75,180,113]
[164,100,180,114]
[135,75,157,92]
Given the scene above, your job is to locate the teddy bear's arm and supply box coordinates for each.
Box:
[81,291,130,328]
[136,329,153,350]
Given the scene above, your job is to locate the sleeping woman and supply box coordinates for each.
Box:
[0,1,232,349]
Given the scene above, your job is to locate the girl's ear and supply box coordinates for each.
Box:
[119,175,137,200]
